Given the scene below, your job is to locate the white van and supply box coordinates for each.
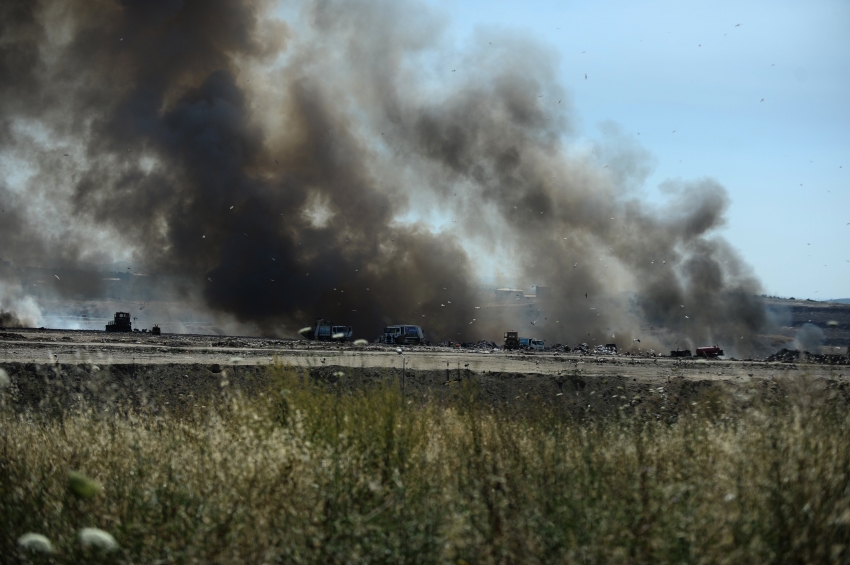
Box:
[529,338,545,351]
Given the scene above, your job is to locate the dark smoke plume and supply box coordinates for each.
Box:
[0,0,768,351]
[0,310,28,328]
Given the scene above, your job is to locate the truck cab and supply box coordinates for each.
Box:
[305,319,352,341]
[331,326,353,340]
[381,325,425,345]
[381,325,402,344]
[401,325,425,344]
[504,330,519,349]
[529,338,545,351]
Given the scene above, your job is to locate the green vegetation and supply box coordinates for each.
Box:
[2,365,849,564]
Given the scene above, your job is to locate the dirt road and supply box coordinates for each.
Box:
[2,328,849,422]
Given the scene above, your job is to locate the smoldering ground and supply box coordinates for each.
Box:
[0,0,766,352]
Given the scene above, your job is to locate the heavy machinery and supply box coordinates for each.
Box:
[670,349,692,358]
[379,325,426,345]
[300,319,353,341]
[696,345,724,358]
[105,312,132,332]
[151,324,161,336]
[504,330,520,350]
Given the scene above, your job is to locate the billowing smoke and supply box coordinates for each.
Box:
[0,310,28,328]
[795,323,824,353]
[0,0,767,350]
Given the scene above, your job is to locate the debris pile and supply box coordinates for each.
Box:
[0,332,27,341]
[439,340,498,350]
[766,348,850,365]
[465,340,499,350]
[804,352,850,365]
[766,348,800,363]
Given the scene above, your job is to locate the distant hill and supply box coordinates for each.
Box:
[826,299,850,304]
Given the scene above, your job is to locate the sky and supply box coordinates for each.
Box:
[425,0,850,300]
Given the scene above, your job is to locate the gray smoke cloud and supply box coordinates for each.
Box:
[795,323,824,353]
[0,0,767,350]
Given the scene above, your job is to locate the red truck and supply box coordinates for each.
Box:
[696,345,724,358]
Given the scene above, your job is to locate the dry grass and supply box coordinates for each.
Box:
[2,365,849,564]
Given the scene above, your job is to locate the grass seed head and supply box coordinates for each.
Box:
[17,533,53,554]
[79,528,119,552]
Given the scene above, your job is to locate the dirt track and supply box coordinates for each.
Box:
[2,328,849,422]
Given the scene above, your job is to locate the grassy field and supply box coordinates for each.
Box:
[2,365,849,564]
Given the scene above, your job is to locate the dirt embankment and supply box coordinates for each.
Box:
[3,362,850,423]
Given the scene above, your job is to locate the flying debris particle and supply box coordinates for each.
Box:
[54,275,60,280]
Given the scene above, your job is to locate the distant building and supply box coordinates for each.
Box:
[495,288,525,301]
[532,285,550,298]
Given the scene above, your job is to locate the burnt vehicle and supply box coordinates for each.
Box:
[379,325,426,345]
[105,312,132,332]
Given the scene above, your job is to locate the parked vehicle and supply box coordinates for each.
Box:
[105,312,132,332]
[504,330,520,350]
[379,325,426,345]
[519,337,545,350]
[300,319,352,341]
[696,345,724,358]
